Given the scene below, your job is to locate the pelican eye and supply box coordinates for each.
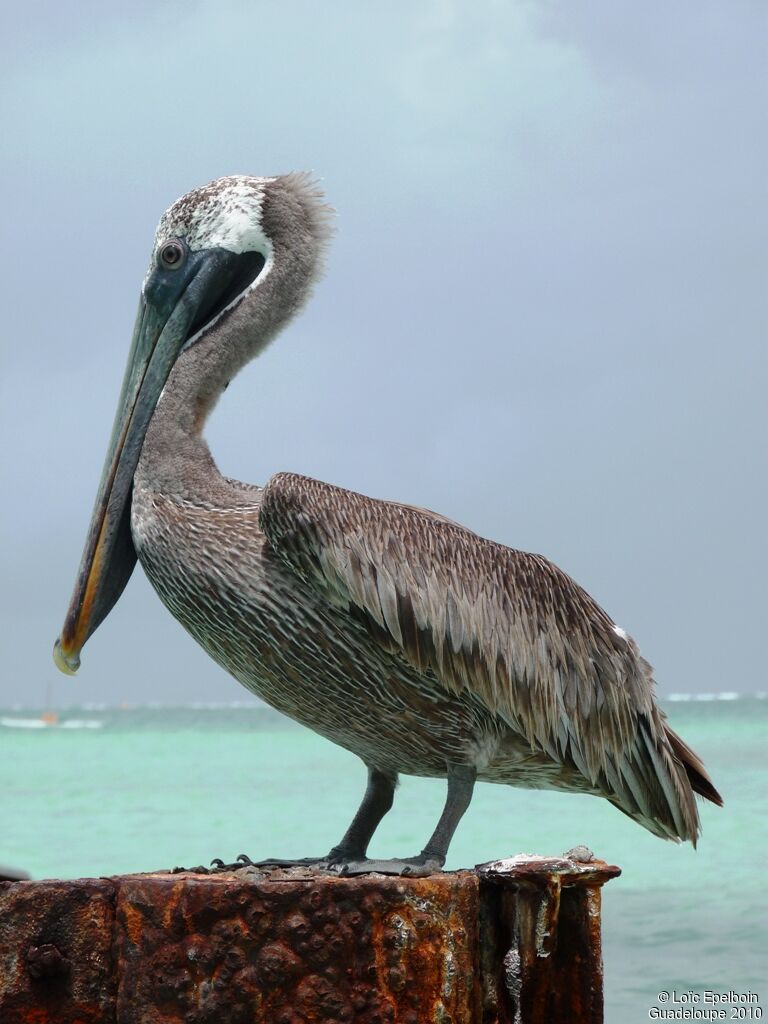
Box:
[159,239,186,270]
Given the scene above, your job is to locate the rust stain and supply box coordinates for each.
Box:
[0,857,618,1023]
[0,877,116,1024]
[477,856,618,1024]
[26,944,71,980]
[109,870,481,1023]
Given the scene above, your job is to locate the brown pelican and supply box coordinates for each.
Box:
[53,174,721,875]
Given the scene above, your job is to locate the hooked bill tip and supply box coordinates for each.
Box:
[53,638,80,676]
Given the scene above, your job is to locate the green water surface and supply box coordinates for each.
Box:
[1,698,765,1020]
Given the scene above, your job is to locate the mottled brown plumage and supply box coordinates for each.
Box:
[58,173,722,870]
[258,472,722,842]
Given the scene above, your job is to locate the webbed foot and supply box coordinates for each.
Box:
[208,854,333,873]
[335,855,444,878]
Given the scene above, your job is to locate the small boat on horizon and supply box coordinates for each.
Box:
[0,716,104,729]
[0,683,104,729]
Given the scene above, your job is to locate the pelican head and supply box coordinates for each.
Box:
[54,174,331,674]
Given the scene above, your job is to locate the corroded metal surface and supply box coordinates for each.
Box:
[477,854,621,1024]
[477,852,621,888]
[114,869,479,1024]
[0,855,620,1024]
[0,877,116,1024]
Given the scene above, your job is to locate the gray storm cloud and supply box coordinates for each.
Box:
[0,0,764,705]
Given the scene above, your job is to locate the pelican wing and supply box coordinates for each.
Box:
[260,472,715,840]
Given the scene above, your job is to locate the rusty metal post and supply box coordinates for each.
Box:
[0,854,619,1024]
[477,854,621,1024]
[0,877,116,1024]
[112,869,479,1023]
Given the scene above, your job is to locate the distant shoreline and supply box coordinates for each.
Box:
[0,691,765,714]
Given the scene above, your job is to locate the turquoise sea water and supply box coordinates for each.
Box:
[1,697,765,1021]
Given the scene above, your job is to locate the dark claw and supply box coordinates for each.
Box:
[209,857,253,872]
[207,854,342,873]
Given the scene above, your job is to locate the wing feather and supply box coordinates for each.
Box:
[260,472,719,840]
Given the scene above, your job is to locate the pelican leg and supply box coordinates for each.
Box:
[339,764,477,877]
[326,765,398,862]
[209,764,397,872]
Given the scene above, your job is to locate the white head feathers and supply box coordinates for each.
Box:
[154,175,276,257]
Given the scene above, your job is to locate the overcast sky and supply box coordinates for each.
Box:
[1,1,765,706]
